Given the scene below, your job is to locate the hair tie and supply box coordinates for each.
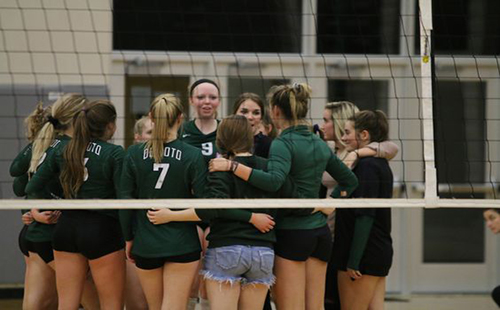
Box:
[47,115,60,128]
[292,83,302,93]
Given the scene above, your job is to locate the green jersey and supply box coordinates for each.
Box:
[23,135,71,242]
[119,139,207,258]
[11,143,31,198]
[26,138,125,219]
[248,125,358,230]
[196,156,277,249]
[10,143,32,177]
[179,120,219,161]
[11,145,32,214]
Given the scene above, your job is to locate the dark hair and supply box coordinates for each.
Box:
[216,115,253,158]
[268,83,311,125]
[232,93,266,118]
[189,79,220,97]
[261,107,278,139]
[60,100,117,198]
[351,110,389,143]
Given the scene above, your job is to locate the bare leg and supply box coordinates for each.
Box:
[205,279,240,310]
[136,266,164,310]
[54,251,88,310]
[238,283,269,310]
[125,260,148,310]
[368,277,386,310]
[88,250,126,310]
[80,274,101,310]
[338,271,379,310]
[22,255,31,309]
[190,227,210,309]
[305,257,328,310]
[23,252,58,310]
[272,256,306,310]
[162,261,199,310]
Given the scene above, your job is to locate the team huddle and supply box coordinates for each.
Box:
[11,79,397,310]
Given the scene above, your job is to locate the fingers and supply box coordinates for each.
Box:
[348,269,362,281]
[146,211,157,225]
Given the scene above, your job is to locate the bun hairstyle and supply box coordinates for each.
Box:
[25,101,52,143]
[232,92,266,118]
[324,101,359,146]
[60,100,117,198]
[351,110,389,143]
[216,115,254,158]
[147,94,184,163]
[29,94,87,173]
[268,83,312,126]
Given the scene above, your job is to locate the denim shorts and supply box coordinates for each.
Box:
[201,245,275,287]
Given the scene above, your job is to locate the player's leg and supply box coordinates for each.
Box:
[162,260,200,310]
[88,250,126,310]
[53,251,88,310]
[272,256,306,310]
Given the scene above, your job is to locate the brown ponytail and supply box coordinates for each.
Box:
[60,100,116,198]
[146,94,184,163]
[351,110,389,143]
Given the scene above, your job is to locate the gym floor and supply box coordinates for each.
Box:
[0,294,497,310]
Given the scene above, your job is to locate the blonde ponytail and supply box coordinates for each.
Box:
[29,94,86,173]
[268,82,312,126]
[146,94,184,163]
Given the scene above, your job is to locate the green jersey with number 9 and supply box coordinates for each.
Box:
[119,139,207,258]
[179,120,219,161]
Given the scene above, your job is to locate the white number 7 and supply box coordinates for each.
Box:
[153,163,170,189]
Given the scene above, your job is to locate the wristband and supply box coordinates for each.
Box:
[230,160,239,173]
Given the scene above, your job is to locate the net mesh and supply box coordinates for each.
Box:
[0,0,499,208]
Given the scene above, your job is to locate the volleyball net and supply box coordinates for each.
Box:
[0,0,499,210]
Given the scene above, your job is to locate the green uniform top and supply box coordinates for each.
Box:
[119,139,207,258]
[179,120,219,161]
[10,144,40,216]
[10,143,32,177]
[196,156,277,249]
[23,135,71,242]
[248,125,358,230]
[26,137,125,219]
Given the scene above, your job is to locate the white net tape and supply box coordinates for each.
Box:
[1,198,498,210]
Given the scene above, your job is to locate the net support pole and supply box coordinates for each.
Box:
[419,0,438,206]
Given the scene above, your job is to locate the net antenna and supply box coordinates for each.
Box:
[419,0,438,206]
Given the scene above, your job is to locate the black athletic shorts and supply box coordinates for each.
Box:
[134,251,201,270]
[26,240,54,263]
[275,225,332,262]
[18,225,30,257]
[53,210,124,260]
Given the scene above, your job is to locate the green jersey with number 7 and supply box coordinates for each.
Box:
[118,139,207,258]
